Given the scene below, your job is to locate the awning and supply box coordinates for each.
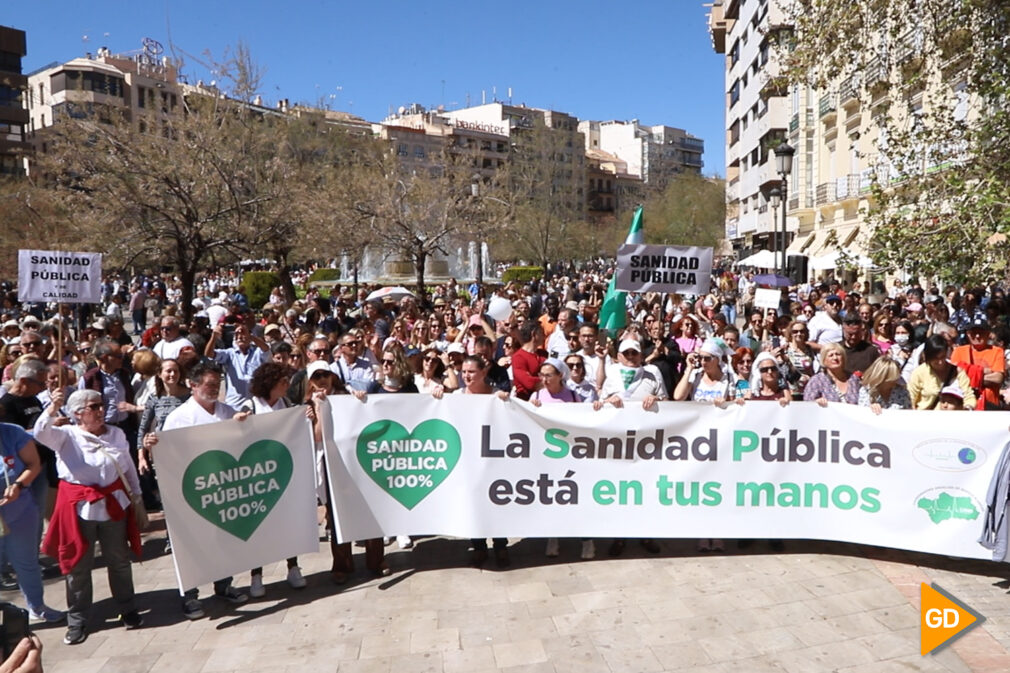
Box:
[786,231,813,255]
[808,249,875,270]
[737,249,777,268]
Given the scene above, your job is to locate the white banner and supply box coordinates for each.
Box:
[754,288,781,310]
[17,249,102,303]
[326,396,1004,560]
[156,406,320,592]
[615,244,713,295]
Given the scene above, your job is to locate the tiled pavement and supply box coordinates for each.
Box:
[22,515,1010,673]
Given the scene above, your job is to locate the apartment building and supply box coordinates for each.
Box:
[709,0,793,261]
[27,40,181,139]
[0,25,28,176]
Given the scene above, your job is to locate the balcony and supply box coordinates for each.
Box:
[839,74,860,106]
[864,57,889,89]
[815,181,837,206]
[835,174,861,201]
[818,93,837,120]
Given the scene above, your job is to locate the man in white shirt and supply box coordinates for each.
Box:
[205,321,269,408]
[158,361,249,619]
[806,295,843,351]
[598,339,667,408]
[152,316,195,360]
[546,309,578,358]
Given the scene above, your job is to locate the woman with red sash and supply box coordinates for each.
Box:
[34,388,143,646]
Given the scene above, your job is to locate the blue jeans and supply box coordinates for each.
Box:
[722,303,737,327]
[0,504,46,613]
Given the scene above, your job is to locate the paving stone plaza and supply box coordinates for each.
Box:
[24,511,1010,673]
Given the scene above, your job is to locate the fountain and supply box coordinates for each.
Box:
[336,241,496,285]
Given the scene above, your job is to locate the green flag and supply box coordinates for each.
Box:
[598,206,644,336]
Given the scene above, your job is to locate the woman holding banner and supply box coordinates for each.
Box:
[433,355,510,566]
[803,343,860,406]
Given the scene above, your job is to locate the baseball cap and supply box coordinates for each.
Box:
[825,294,842,304]
[968,316,990,331]
[618,339,642,354]
[446,343,465,355]
[306,361,332,378]
[939,384,964,400]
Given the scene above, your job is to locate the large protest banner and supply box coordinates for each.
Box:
[17,249,102,303]
[326,396,1004,560]
[615,243,713,295]
[155,406,319,591]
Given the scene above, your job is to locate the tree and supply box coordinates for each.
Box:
[783,0,1010,284]
[616,173,726,249]
[351,147,475,296]
[498,118,589,274]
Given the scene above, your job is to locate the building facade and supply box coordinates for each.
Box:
[709,0,793,260]
[0,26,28,176]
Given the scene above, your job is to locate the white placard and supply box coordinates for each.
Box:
[754,288,782,310]
[156,406,320,592]
[326,395,1003,560]
[17,249,102,303]
[615,244,713,295]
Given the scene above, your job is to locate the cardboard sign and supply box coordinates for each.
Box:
[18,249,102,303]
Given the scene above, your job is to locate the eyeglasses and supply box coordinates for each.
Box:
[309,348,330,355]
[740,359,753,365]
[7,350,22,357]
[341,341,360,347]
[83,402,104,411]
[566,362,584,369]
[21,342,40,349]
[423,355,439,362]
[567,334,579,341]
[792,330,808,335]
[382,359,396,365]
[623,350,641,356]
[759,366,778,374]
[700,355,715,362]
[160,325,176,331]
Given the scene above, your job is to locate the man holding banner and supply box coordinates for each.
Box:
[157,361,250,619]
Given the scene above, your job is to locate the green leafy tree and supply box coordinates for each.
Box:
[615,173,726,249]
[784,0,1010,284]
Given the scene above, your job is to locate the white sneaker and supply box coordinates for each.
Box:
[249,574,265,598]
[397,535,413,549]
[581,540,596,560]
[287,566,306,589]
[545,538,560,557]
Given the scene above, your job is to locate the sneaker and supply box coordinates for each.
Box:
[28,606,66,623]
[121,610,144,630]
[581,540,596,560]
[286,566,306,589]
[214,585,249,604]
[0,572,17,591]
[249,574,265,598]
[396,535,414,549]
[63,624,87,645]
[164,537,173,554]
[182,598,205,620]
[545,538,560,557]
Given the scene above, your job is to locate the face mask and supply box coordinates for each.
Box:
[894,334,909,346]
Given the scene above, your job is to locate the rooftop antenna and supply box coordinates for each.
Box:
[508,87,512,103]
[441,79,445,107]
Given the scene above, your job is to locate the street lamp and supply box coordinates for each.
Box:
[470,175,485,286]
[768,186,781,270]
[774,142,795,277]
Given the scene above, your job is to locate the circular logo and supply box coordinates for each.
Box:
[912,439,986,472]
[958,448,977,465]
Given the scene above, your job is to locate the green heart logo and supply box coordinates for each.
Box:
[182,440,293,540]
[356,419,461,510]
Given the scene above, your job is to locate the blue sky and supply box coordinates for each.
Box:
[7,1,726,175]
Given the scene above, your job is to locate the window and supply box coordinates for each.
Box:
[397,143,408,156]
[137,86,146,108]
[414,145,425,158]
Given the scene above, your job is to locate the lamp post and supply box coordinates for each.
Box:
[768,186,781,272]
[470,175,484,286]
[774,142,795,278]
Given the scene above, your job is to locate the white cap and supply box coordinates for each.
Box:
[618,339,642,354]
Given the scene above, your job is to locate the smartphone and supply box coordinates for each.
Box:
[0,601,29,658]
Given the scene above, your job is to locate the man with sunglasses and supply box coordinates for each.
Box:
[79,340,137,448]
[332,333,375,393]
[152,317,194,361]
[205,320,269,409]
[807,294,844,351]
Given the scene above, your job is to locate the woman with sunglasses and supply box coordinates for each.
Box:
[36,388,144,644]
[415,345,447,394]
[673,339,732,404]
[564,353,598,403]
[783,320,817,400]
[746,352,792,406]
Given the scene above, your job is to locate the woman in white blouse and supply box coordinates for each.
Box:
[35,388,144,646]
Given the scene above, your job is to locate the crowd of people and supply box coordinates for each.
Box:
[0,265,1005,647]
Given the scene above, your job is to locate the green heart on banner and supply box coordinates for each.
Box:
[182,440,293,541]
[356,419,461,510]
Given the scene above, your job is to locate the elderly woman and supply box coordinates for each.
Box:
[803,343,860,406]
[858,357,911,413]
[673,338,733,403]
[746,352,791,405]
[35,388,143,645]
